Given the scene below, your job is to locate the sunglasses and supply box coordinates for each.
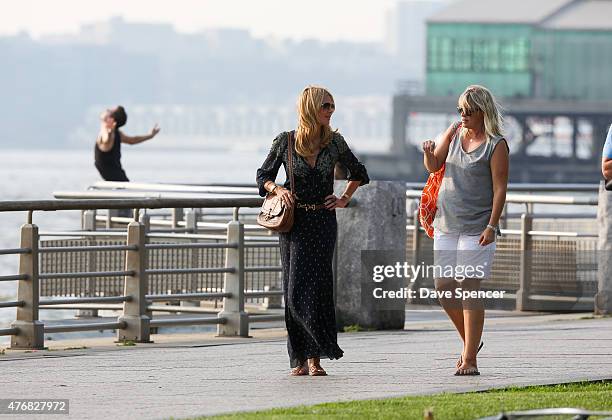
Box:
[321,102,336,111]
[457,106,479,116]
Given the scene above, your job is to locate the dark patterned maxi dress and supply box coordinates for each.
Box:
[256,131,369,367]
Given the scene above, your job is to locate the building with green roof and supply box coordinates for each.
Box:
[426,0,612,99]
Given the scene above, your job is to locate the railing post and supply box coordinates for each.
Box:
[82,210,97,231]
[78,209,99,318]
[217,220,248,337]
[408,209,422,300]
[186,209,199,234]
[106,209,119,229]
[10,223,44,349]
[171,208,184,229]
[516,213,533,311]
[117,220,151,342]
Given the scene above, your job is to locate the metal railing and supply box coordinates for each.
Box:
[0,197,284,349]
[406,191,599,311]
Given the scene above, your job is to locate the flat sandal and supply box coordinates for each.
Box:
[308,364,327,376]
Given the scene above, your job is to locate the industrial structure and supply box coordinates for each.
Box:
[375,0,612,182]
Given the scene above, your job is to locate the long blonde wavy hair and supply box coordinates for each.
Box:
[458,85,504,141]
[295,86,335,157]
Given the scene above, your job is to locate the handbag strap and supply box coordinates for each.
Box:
[287,131,295,194]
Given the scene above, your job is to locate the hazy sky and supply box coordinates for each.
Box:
[1,0,398,42]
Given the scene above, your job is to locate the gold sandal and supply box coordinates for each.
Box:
[308,364,327,376]
[290,361,308,376]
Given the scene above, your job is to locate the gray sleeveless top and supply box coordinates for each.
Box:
[433,126,508,235]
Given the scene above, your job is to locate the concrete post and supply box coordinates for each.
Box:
[595,182,612,314]
[334,181,407,330]
[10,224,44,349]
[217,221,248,337]
[117,221,151,342]
[516,213,533,311]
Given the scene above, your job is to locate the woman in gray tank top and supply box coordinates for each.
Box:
[422,85,509,376]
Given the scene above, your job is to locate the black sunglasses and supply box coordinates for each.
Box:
[457,106,479,116]
[321,102,336,111]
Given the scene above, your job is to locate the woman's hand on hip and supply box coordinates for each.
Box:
[479,227,495,246]
[324,194,348,210]
[275,187,295,207]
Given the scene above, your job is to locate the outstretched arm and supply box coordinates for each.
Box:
[120,124,160,145]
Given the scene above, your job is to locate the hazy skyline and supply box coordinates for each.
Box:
[2,0,398,42]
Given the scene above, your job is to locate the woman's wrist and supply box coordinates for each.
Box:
[340,193,351,201]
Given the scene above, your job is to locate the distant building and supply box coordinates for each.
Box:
[426,0,612,99]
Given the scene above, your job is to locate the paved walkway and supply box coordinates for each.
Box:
[1,313,611,420]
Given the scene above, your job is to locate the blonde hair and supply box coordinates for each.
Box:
[458,85,504,141]
[295,85,335,157]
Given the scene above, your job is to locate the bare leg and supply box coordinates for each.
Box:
[435,277,465,364]
[457,278,484,374]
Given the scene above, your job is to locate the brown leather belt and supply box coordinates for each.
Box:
[296,203,326,211]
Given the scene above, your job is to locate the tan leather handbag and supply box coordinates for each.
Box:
[257,131,295,232]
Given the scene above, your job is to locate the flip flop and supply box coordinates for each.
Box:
[457,341,484,368]
[454,367,480,376]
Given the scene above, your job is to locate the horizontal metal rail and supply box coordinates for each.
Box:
[145,242,237,250]
[248,314,285,322]
[147,305,218,314]
[146,267,234,276]
[407,225,596,238]
[244,266,282,273]
[40,245,138,253]
[38,303,123,310]
[146,232,278,242]
[0,300,24,308]
[0,327,19,336]
[40,270,135,280]
[406,182,599,192]
[245,242,280,248]
[40,231,128,237]
[146,292,231,301]
[44,320,127,333]
[505,212,596,219]
[91,181,260,195]
[244,290,284,298]
[527,230,598,238]
[40,296,131,306]
[0,274,28,282]
[406,190,598,205]
[149,316,226,326]
[0,248,31,255]
[0,197,264,212]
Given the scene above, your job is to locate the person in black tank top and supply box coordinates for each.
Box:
[94,106,160,182]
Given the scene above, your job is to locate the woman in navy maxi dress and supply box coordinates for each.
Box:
[256,86,369,376]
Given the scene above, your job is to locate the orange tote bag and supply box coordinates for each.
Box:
[419,122,461,238]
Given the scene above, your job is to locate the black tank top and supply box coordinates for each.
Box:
[94,128,128,181]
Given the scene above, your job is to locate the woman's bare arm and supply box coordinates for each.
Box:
[423,123,459,173]
[489,140,510,227]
